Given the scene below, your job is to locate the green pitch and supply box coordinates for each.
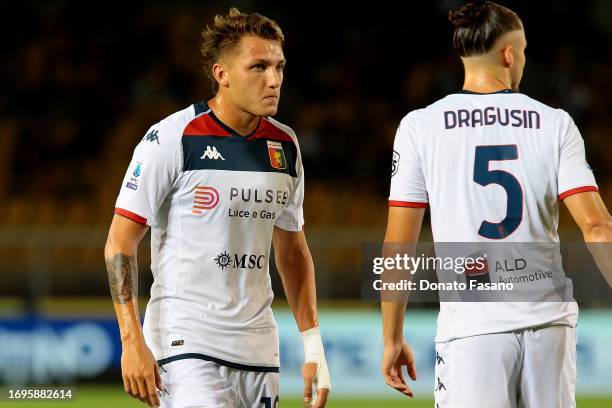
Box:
[2,386,610,407]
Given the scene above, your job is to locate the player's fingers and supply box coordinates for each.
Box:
[127,376,140,400]
[385,372,403,389]
[311,387,329,408]
[391,379,413,397]
[302,362,317,405]
[303,381,313,406]
[383,372,413,397]
[145,374,160,407]
[135,375,149,403]
[122,375,131,394]
[402,384,414,398]
[303,375,313,405]
[395,363,407,385]
[407,359,418,381]
[389,366,404,386]
[383,371,401,389]
[154,364,164,392]
[398,363,415,397]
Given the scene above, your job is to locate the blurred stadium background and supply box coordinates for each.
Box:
[0,0,611,406]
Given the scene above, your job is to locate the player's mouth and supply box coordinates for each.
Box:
[263,95,279,102]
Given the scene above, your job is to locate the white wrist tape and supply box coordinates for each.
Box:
[301,326,331,390]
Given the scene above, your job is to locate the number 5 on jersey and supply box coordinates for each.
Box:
[473,145,523,239]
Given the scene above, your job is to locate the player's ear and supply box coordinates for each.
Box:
[501,44,514,68]
[212,62,230,89]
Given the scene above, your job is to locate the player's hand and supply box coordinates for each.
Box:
[301,326,331,407]
[302,359,330,407]
[381,339,417,397]
[121,337,164,407]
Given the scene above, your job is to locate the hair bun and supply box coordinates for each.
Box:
[449,1,488,28]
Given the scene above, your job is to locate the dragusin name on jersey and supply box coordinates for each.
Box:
[444,107,541,129]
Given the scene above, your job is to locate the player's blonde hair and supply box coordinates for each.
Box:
[200,8,285,94]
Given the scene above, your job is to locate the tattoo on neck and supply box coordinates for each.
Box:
[105,253,137,304]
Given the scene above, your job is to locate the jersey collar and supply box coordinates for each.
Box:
[204,100,262,139]
[456,89,517,95]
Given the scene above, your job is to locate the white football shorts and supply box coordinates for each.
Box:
[434,325,576,408]
[158,357,279,408]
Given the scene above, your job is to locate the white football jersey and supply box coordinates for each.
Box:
[389,90,598,342]
[115,101,304,371]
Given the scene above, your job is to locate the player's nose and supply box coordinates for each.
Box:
[266,68,282,89]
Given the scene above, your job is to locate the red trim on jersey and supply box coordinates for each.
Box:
[183,114,232,137]
[559,186,598,200]
[115,208,147,225]
[388,200,428,208]
[250,117,294,142]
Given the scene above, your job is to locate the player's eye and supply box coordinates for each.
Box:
[276,64,285,73]
[251,64,266,71]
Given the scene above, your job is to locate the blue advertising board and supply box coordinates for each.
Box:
[0,310,610,396]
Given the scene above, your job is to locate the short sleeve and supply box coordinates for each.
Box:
[558,113,598,200]
[114,122,182,225]
[274,143,304,232]
[389,116,428,208]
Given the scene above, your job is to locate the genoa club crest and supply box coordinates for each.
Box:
[267,141,287,170]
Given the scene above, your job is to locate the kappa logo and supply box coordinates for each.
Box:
[436,351,445,365]
[434,377,446,392]
[201,146,225,160]
[143,129,160,144]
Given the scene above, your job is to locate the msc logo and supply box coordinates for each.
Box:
[201,146,225,160]
[143,129,160,144]
[214,251,266,270]
[192,186,220,214]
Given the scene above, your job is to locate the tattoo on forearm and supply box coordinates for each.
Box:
[105,253,138,304]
